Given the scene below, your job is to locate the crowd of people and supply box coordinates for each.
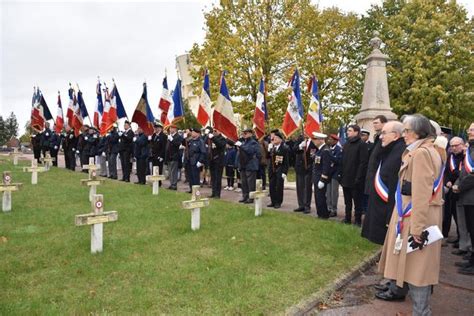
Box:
[30,115,474,315]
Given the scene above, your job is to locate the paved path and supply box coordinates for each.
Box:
[17,154,474,314]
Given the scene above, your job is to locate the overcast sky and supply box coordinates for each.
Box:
[1,0,473,134]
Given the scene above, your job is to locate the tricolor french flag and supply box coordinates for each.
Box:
[158,76,172,124]
[164,79,184,127]
[100,85,112,136]
[282,68,303,137]
[213,72,238,142]
[197,69,212,127]
[93,80,104,129]
[66,84,74,127]
[252,77,267,139]
[304,75,323,136]
[55,91,64,133]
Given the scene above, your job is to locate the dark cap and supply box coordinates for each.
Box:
[270,129,280,134]
[205,126,213,133]
[124,120,131,125]
[329,134,339,141]
[191,127,201,133]
[273,131,284,140]
[440,126,452,135]
[243,128,254,134]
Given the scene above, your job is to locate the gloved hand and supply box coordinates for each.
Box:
[183,133,188,138]
[32,134,36,138]
[196,161,203,168]
[235,141,242,147]
[93,134,97,138]
[54,146,58,150]
[204,129,210,135]
[158,157,164,162]
[299,140,306,149]
[45,133,49,137]
[76,150,80,154]
[282,173,287,180]
[179,145,185,150]
[102,152,106,157]
[268,143,274,151]
[118,131,123,136]
[69,134,73,139]
[208,133,214,139]
[148,135,152,141]
[168,135,173,141]
[133,137,137,142]
[318,181,325,189]
[84,136,88,141]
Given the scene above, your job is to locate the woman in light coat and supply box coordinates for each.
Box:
[378,114,443,316]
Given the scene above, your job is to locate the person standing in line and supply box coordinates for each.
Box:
[326,134,342,217]
[119,121,134,182]
[293,133,315,214]
[311,132,332,218]
[149,122,167,186]
[185,127,206,192]
[207,128,227,198]
[133,127,148,185]
[224,143,237,190]
[267,131,289,209]
[106,124,119,179]
[236,129,261,204]
[165,124,183,190]
[49,126,61,167]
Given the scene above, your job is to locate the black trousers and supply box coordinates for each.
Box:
[315,181,329,218]
[188,163,201,188]
[464,205,474,264]
[120,151,132,181]
[296,171,312,210]
[269,172,284,206]
[108,153,117,178]
[342,186,363,223]
[442,190,459,238]
[33,148,41,162]
[210,163,224,197]
[226,166,235,187]
[67,150,76,171]
[241,170,256,200]
[136,158,147,184]
[80,152,89,170]
[50,150,59,167]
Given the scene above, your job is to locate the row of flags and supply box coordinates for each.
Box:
[30,68,324,141]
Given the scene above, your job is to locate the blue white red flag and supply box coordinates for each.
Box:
[165,79,184,127]
[132,82,155,136]
[282,68,303,137]
[213,72,238,142]
[252,77,267,139]
[55,91,64,133]
[93,80,104,129]
[304,75,323,136]
[158,76,172,124]
[197,69,212,127]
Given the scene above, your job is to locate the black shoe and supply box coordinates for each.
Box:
[454,261,473,268]
[342,219,351,224]
[375,290,406,301]
[185,190,192,193]
[208,195,216,198]
[274,204,281,209]
[239,199,248,203]
[453,243,459,249]
[463,253,472,261]
[244,199,254,204]
[354,221,362,227]
[329,211,337,217]
[447,238,459,244]
[303,210,311,214]
[267,203,275,207]
[293,207,304,212]
[452,249,468,256]
[374,284,390,292]
[458,265,474,275]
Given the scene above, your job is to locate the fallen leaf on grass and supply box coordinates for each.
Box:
[318,302,328,310]
[0,236,7,243]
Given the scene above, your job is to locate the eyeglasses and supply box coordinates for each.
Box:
[450,143,463,147]
[402,128,413,134]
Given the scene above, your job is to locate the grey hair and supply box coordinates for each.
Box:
[450,136,465,145]
[391,121,404,136]
[402,114,435,139]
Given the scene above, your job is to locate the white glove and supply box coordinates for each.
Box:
[84,136,88,140]
[168,135,173,141]
[45,133,49,137]
[211,143,216,149]
[158,157,163,162]
[179,145,185,150]
[268,143,274,152]
[196,161,203,168]
[72,148,75,151]
[282,173,287,180]
[204,129,210,135]
[183,133,188,138]
[54,146,58,150]
[208,133,214,139]
[133,137,137,142]
[318,181,325,189]
[69,134,73,139]
[235,141,242,147]
[76,150,80,154]
[32,134,36,138]
[93,134,97,139]
[102,152,106,157]
[148,135,152,141]
[118,131,123,136]
[299,140,306,149]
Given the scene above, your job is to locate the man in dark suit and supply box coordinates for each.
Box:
[119,120,134,182]
[267,131,289,209]
[166,124,184,190]
[293,134,315,213]
[236,128,261,204]
[207,127,227,198]
[40,122,53,158]
[62,125,77,170]
[149,122,167,186]
[326,134,342,217]
[186,127,207,192]
[106,125,120,179]
[311,132,333,218]
[133,127,149,184]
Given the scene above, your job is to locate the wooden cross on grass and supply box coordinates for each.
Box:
[22,160,46,184]
[81,158,105,202]
[40,152,55,171]
[0,171,22,212]
[75,194,118,254]
[9,148,23,166]
[146,166,166,195]
[250,179,268,217]
[181,185,209,231]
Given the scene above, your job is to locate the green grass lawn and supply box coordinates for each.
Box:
[0,157,377,314]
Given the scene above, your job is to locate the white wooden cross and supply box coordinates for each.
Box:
[9,148,23,166]
[81,158,105,202]
[146,166,166,195]
[40,152,55,171]
[75,194,118,254]
[250,179,268,217]
[0,171,22,212]
[181,185,210,231]
[22,160,46,185]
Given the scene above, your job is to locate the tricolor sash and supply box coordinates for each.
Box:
[374,162,389,203]
[464,146,474,173]
[449,154,456,172]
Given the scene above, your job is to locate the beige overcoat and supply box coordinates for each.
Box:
[378,138,443,287]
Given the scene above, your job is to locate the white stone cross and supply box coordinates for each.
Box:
[81,160,105,202]
[250,179,268,217]
[40,152,55,171]
[9,148,23,166]
[181,185,209,231]
[22,160,46,184]
[0,171,22,212]
[146,166,166,195]
[75,194,118,254]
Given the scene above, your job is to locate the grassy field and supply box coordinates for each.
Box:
[0,157,377,314]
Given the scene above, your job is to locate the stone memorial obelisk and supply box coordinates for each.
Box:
[355,31,397,138]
